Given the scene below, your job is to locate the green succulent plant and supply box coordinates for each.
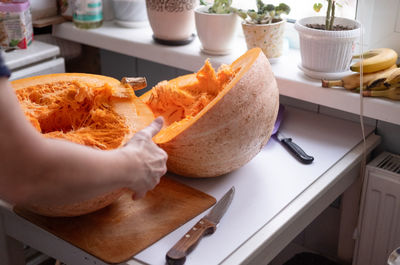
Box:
[200,0,234,14]
[235,0,290,24]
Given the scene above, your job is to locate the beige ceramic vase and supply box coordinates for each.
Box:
[146,0,197,45]
[242,20,286,59]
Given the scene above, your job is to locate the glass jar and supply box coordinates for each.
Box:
[73,0,103,29]
[0,0,33,49]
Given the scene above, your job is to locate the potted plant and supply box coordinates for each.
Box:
[236,0,290,60]
[294,0,361,78]
[146,0,197,45]
[194,0,239,55]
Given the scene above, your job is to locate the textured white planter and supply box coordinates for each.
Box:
[146,0,197,44]
[194,6,238,55]
[295,16,361,74]
[242,20,286,59]
[112,0,147,28]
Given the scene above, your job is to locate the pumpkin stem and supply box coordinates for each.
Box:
[121,77,147,91]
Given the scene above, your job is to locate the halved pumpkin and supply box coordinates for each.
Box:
[143,47,279,177]
[11,73,154,217]
[12,48,278,216]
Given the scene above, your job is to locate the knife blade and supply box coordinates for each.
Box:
[166,186,235,265]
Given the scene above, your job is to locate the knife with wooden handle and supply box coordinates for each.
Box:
[166,187,235,265]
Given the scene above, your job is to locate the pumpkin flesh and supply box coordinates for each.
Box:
[13,73,154,150]
[143,60,239,143]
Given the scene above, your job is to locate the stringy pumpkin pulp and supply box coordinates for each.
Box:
[16,79,131,150]
[145,60,239,143]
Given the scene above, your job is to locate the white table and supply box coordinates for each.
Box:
[0,106,380,265]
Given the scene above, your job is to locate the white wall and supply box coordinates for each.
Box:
[356,0,400,55]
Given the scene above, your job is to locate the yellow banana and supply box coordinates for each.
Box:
[363,86,400,100]
[322,64,397,90]
[351,48,398,73]
[367,67,400,89]
[383,67,400,87]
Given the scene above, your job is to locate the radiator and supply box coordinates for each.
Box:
[354,152,400,265]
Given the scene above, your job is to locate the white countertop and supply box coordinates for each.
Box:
[0,106,380,265]
[52,21,400,126]
[133,106,375,265]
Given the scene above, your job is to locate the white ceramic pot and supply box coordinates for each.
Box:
[30,0,57,20]
[194,6,238,55]
[146,0,197,44]
[242,20,286,59]
[112,0,147,28]
[103,0,114,21]
[295,16,361,74]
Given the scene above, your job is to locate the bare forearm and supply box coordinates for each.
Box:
[18,138,128,206]
[0,78,126,205]
[0,77,166,207]
[0,126,130,206]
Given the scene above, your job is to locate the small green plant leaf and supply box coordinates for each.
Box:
[313,3,323,12]
[276,3,290,15]
[233,8,248,20]
[265,4,275,12]
[10,39,19,47]
[207,0,233,14]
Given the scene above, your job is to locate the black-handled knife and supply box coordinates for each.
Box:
[276,132,314,164]
[166,187,235,265]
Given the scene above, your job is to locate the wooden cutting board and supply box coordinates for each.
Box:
[14,177,216,264]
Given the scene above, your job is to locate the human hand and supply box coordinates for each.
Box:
[120,117,168,199]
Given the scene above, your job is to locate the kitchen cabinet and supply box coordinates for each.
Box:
[0,106,380,265]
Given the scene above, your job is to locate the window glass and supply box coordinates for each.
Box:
[231,0,357,21]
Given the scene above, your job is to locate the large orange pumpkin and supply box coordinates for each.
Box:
[12,47,279,216]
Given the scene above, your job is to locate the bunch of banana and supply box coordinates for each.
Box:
[321,48,400,100]
[322,65,397,90]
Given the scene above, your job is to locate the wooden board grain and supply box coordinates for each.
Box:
[14,177,216,264]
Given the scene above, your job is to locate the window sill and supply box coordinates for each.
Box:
[52,21,400,125]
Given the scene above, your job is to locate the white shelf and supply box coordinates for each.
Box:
[2,41,60,70]
[52,21,400,125]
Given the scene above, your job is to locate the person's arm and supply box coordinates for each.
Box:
[0,58,167,206]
